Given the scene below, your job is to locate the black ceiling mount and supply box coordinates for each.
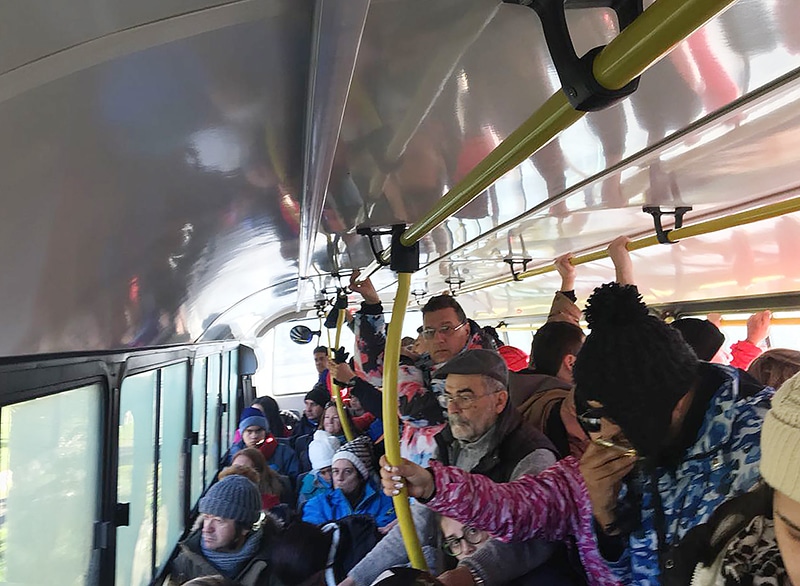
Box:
[389,224,420,274]
[643,205,693,244]
[356,225,394,266]
[506,0,644,111]
[503,232,533,281]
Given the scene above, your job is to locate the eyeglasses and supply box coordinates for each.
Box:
[577,408,604,434]
[438,391,491,410]
[577,408,638,458]
[421,322,467,340]
[443,526,486,556]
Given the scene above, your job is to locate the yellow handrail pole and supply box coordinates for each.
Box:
[457,195,800,295]
[332,308,355,442]
[399,0,737,248]
[383,272,428,570]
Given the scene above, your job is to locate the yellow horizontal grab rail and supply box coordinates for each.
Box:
[399,0,737,247]
[383,272,428,570]
[458,195,800,296]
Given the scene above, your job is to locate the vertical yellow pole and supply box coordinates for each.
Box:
[382,272,427,569]
[332,308,355,442]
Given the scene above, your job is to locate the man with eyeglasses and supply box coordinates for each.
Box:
[342,350,585,586]
[344,269,497,468]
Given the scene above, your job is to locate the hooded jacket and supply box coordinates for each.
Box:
[301,480,396,528]
[353,302,495,466]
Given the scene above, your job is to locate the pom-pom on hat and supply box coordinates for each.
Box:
[760,372,800,502]
[238,407,269,435]
[199,474,261,526]
[573,282,699,458]
[332,436,374,480]
[308,430,342,471]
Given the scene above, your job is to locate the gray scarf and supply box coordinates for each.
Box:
[201,528,262,578]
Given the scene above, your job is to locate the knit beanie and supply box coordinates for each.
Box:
[573,283,699,458]
[671,318,725,362]
[760,372,800,502]
[238,407,269,436]
[305,382,330,408]
[332,436,374,480]
[199,474,261,525]
[308,430,342,471]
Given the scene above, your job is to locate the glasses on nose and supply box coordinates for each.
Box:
[577,408,604,435]
[443,526,486,556]
[421,322,467,340]
[438,392,485,410]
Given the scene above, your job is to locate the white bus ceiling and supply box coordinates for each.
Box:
[1,0,799,357]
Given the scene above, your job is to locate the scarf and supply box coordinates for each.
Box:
[720,516,788,586]
[201,528,262,578]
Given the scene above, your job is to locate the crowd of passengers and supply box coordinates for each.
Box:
[167,236,800,586]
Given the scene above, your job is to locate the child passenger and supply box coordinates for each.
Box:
[298,430,341,507]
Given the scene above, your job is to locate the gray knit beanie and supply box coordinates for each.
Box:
[199,474,261,525]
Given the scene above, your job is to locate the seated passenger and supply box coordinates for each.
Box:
[344,350,574,586]
[380,237,774,586]
[302,436,396,531]
[293,384,329,439]
[227,447,288,509]
[440,516,490,562]
[298,430,341,508]
[168,475,280,585]
[320,402,347,444]
[688,372,800,585]
[252,395,291,438]
[229,407,299,479]
[747,348,800,390]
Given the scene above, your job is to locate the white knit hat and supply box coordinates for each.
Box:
[308,430,341,471]
[760,371,800,502]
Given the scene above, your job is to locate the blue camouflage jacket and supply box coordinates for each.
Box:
[600,364,773,585]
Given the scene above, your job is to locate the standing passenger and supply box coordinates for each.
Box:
[348,269,496,466]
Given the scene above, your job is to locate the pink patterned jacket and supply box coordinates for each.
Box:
[424,458,621,586]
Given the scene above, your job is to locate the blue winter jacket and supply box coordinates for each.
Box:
[598,364,773,585]
[301,480,396,528]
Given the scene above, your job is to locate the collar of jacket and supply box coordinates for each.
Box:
[332,480,381,510]
[436,402,555,473]
[684,364,757,460]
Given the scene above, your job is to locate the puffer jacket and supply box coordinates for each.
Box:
[424,457,619,586]
[301,481,397,528]
[353,302,495,466]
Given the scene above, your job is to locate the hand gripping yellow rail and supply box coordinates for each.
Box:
[382,272,428,570]
[329,309,355,442]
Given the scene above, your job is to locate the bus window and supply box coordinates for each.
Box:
[116,370,157,586]
[156,362,188,574]
[0,384,102,584]
[191,357,207,504]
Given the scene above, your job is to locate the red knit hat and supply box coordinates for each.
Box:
[498,345,529,372]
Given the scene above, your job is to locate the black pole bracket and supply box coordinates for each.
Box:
[356,225,394,267]
[509,0,643,111]
[642,206,693,244]
[390,224,420,273]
